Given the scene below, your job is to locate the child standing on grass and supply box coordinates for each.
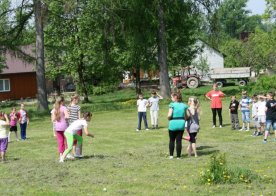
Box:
[8,107,19,142]
[18,104,29,140]
[136,94,149,131]
[0,112,10,162]
[263,92,276,143]
[229,96,240,130]
[256,95,267,136]
[51,96,69,160]
[67,94,82,157]
[251,95,259,136]
[148,91,163,129]
[59,112,94,163]
[239,91,252,131]
[186,96,200,158]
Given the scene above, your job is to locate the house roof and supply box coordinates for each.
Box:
[1,45,35,74]
[197,39,226,57]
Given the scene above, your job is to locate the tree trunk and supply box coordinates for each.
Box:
[34,0,49,111]
[157,1,170,98]
[135,64,141,95]
[53,75,61,95]
[77,53,89,103]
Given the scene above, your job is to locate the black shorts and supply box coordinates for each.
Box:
[10,126,17,132]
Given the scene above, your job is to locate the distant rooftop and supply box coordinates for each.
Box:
[1,45,35,74]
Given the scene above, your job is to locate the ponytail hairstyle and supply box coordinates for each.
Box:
[83,111,92,120]
[54,96,65,121]
[171,92,182,102]
[188,96,201,115]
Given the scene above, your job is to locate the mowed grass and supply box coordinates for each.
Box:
[1,87,276,196]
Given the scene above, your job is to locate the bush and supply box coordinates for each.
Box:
[0,101,17,108]
[247,75,276,94]
[199,153,261,185]
[92,84,118,96]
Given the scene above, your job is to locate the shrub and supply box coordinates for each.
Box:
[92,84,118,96]
[199,153,261,185]
[0,101,17,108]
[249,75,276,94]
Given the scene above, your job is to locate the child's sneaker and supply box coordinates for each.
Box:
[169,156,173,159]
[263,139,267,144]
[66,154,74,160]
[145,128,149,131]
[212,125,216,128]
[59,157,64,163]
[239,127,245,131]
[136,129,140,132]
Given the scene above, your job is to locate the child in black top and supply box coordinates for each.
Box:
[229,96,240,130]
[263,92,276,143]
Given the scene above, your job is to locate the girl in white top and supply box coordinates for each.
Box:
[0,112,10,162]
[148,91,163,129]
[60,112,94,162]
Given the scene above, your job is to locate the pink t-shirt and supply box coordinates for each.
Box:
[51,105,68,131]
[206,90,224,108]
[9,112,18,126]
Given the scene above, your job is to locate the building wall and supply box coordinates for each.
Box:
[193,40,224,82]
[0,73,37,101]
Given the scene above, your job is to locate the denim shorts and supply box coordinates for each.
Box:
[265,120,276,131]
[241,111,250,123]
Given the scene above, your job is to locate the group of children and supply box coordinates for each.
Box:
[51,95,94,163]
[136,90,163,131]
[137,90,201,158]
[229,91,276,143]
[0,104,29,162]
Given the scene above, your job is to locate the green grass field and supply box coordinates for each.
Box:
[0,87,275,196]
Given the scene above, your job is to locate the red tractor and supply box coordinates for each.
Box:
[172,66,201,89]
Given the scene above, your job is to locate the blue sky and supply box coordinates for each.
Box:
[247,0,266,15]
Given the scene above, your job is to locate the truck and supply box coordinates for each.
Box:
[207,67,251,87]
[172,66,251,89]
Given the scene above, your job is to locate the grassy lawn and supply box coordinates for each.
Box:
[0,86,275,195]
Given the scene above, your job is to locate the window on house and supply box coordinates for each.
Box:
[0,79,10,92]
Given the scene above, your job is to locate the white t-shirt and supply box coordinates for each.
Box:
[148,97,160,111]
[252,102,258,118]
[257,101,267,116]
[137,99,148,112]
[0,120,9,139]
[65,119,87,135]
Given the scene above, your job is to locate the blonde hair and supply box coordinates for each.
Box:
[188,96,200,115]
[71,94,79,102]
[54,96,65,121]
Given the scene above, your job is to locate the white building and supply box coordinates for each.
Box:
[192,40,225,82]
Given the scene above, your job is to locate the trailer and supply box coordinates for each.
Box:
[208,67,251,87]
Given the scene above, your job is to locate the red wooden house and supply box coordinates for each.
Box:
[0,48,37,101]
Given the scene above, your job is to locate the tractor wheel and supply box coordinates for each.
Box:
[239,80,247,87]
[187,77,199,88]
[216,81,223,88]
